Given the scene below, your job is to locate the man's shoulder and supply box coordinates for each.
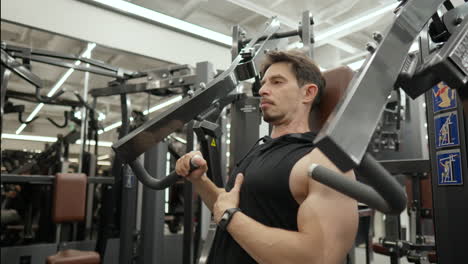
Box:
[298,148,334,168]
[291,148,354,195]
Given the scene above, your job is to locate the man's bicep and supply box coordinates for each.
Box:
[297,184,356,234]
[296,177,359,262]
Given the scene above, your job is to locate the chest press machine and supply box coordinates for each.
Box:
[112,0,467,263]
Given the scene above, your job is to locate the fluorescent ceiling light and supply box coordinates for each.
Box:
[2,133,112,147]
[287,1,398,54]
[99,95,183,134]
[76,139,113,147]
[170,135,187,144]
[97,161,112,166]
[88,0,231,46]
[97,154,110,160]
[68,158,111,165]
[47,68,75,97]
[2,134,58,142]
[143,95,183,115]
[15,43,97,134]
[315,2,399,43]
[347,59,366,70]
[226,0,296,28]
[409,41,419,52]
[74,110,106,121]
[99,121,122,134]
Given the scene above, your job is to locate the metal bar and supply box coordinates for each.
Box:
[5,87,83,108]
[1,49,43,87]
[88,177,114,184]
[241,29,299,45]
[314,0,446,171]
[139,143,167,264]
[118,93,138,264]
[1,66,11,134]
[16,54,123,78]
[301,11,314,59]
[0,174,114,184]
[5,45,80,61]
[197,222,217,264]
[113,19,281,163]
[231,25,242,60]
[56,223,62,243]
[412,174,422,239]
[309,153,407,214]
[5,43,135,76]
[90,74,196,97]
[78,66,90,174]
[113,71,236,162]
[183,122,195,264]
[1,174,55,183]
[85,154,97,239]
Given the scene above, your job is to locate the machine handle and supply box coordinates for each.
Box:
[129,157,199,190]
[309,153,407,214]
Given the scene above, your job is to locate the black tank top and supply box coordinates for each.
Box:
[207,132,316,264]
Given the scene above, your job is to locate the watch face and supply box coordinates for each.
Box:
[222,212,230,221]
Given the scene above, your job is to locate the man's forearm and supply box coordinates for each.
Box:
[227,213,322,264]
[192,174,225,211]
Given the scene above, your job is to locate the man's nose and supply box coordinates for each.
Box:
[259,84,268,96]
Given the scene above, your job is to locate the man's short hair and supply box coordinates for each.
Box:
[260,50,326,108]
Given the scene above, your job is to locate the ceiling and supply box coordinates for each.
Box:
[1,21,174,142]
[1,0,465,153]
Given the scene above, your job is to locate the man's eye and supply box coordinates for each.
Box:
[273,80,282,84]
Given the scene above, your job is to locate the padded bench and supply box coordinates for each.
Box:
[46,173,100,264]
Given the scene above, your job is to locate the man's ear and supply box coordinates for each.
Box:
[303,83,318,104]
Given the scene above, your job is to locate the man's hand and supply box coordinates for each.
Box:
[175,151,208,182]
[213,173,244,224]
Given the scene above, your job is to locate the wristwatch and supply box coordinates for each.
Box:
[218,208,242,230]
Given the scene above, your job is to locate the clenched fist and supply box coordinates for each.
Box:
[175,151,208,181]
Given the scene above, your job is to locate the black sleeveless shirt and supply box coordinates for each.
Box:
[207,132,316,264]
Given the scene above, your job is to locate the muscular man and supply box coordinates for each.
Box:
[176,51,358,264]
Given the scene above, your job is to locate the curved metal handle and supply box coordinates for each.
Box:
[129,157,199,190]
[18,111,38,124]
[46,111,69,128]
[309,153,407,214]
[35,86,65,103]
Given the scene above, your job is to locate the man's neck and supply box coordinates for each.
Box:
[270,119,310,138]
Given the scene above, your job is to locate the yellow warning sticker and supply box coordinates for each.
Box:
[211,138,216,147]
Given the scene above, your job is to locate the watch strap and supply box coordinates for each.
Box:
[218,208,242,230]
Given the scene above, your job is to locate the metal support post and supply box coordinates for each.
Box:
[426,78,468,263]
[411,174,423,242]
[183,122,195,264]
[230,96,262,166]
[301,11,314,59]
[78,64,90,173]
[1,65,11,171]
[119,93,138,264]
[138,142,168,264]
[85,154,97,239]
[1,65,11,134]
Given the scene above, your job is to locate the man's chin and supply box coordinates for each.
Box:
[262,114,277,123]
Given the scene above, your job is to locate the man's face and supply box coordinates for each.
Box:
[259,62,303,124]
